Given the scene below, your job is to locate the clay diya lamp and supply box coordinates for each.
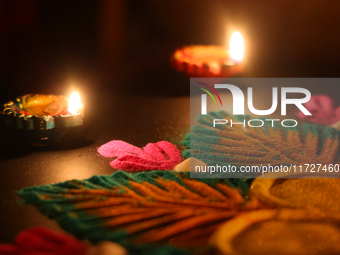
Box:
[1,92,84,146]
[171,32,244,78]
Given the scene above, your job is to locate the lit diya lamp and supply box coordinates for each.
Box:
[1,92,84,146]
[171,32,244,78]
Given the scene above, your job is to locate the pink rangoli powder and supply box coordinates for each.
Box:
[98,140,183,171]
[298,94,340,125]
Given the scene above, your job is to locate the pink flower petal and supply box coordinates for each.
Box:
[99,140,183,171]
[98,140,147,158]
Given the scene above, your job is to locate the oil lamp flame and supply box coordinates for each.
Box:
[68,92,82,115]
[229,32,244,63]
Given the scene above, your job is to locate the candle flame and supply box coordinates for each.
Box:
[230,32,244,62]
[68,92,82,115]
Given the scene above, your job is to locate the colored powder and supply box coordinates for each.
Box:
[233,220,340,255]
[270,179,340,212]
[98,140,183,171]
[181,111,340,169]
[18,170,255,248]
[298,94,340,125]
[0,226,88,255]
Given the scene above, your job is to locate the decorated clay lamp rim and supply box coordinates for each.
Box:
[1,94,84,131]
[171,45,244,78]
